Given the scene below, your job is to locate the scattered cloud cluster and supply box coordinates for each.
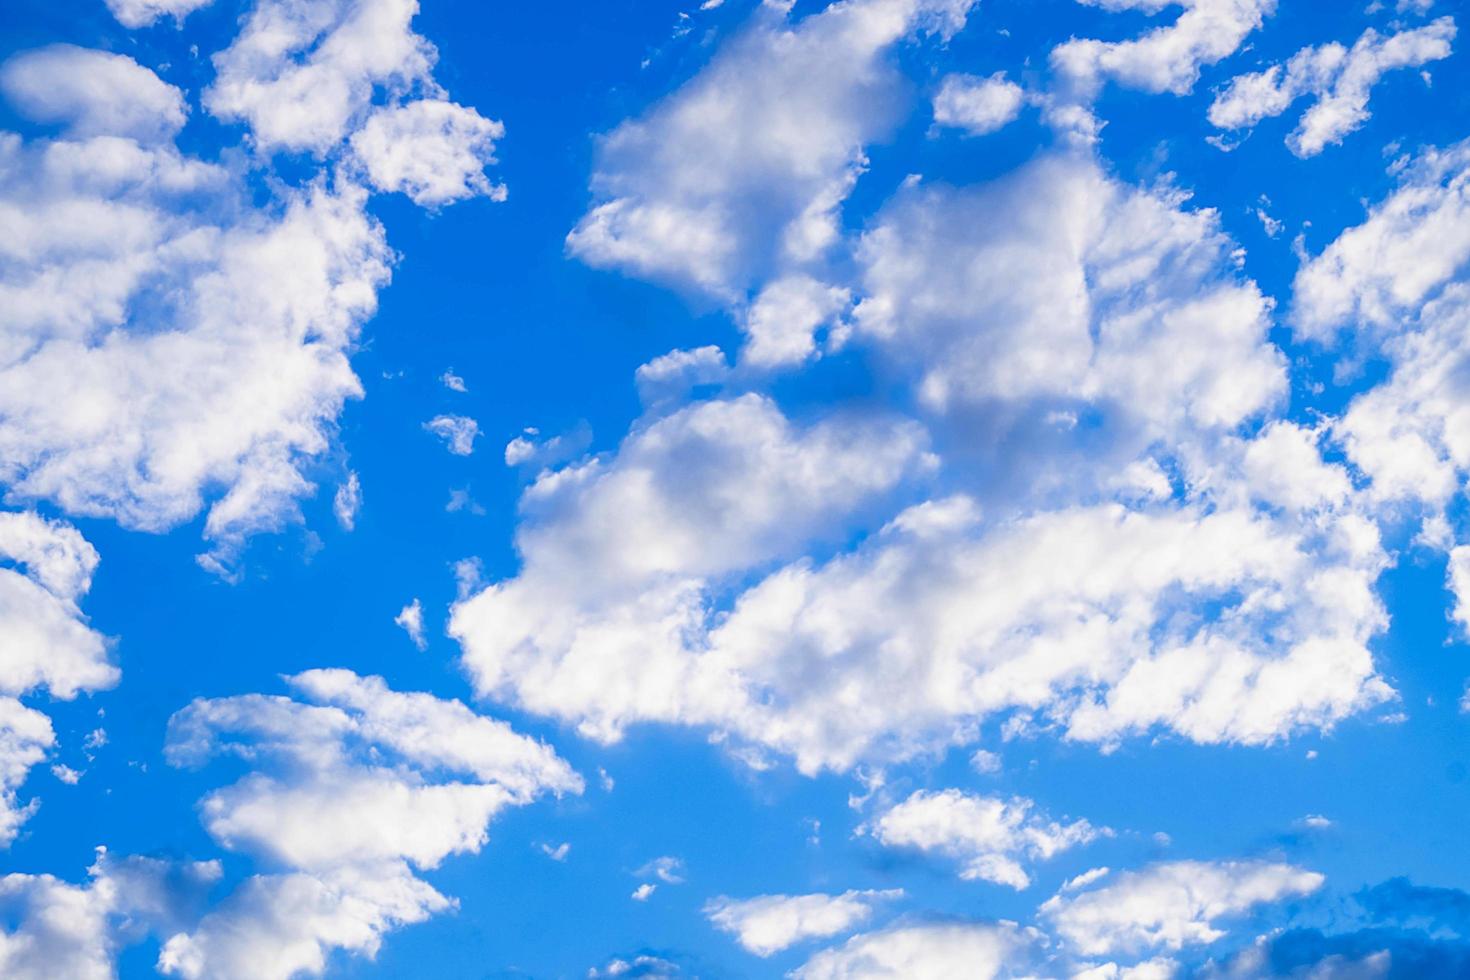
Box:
[870,789,1102,889]
[567,0,975,298]
[0,512,113,843]
[1209,17,1456,156]
[156,670,581,979]
[0,0,506,575]
[1051,0,1276,97]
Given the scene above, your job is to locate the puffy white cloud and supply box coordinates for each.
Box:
[159,670,579,978]
[449,393,929,752]
[791,921,1032,979]
[1239,422,1353,512]
[932,72,1026,135]
[0,133,392,571]
[424,414,480,455]
[633,346,730,407]
[349,99,506,206]
[741,276,851,369]
[704,889,901,956]
[394,598,426,650]
[0,848,219,980]
[708,493,1390,770]
[1290,142,1470,528]
[204,0,437,154]
[1208,17,1456,157]
[566,0,975,298]
[870,789,1101,889]
[851,154,1285,480]
[158,862,448,980]
[0,512,114,844]
[104,0,214,28]
[1051,0,1276,97]
[1292,139,1470,342]
[1041,860,1325,956]
[0,46,187,144]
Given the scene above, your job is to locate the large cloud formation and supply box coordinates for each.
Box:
[0,0,505,574]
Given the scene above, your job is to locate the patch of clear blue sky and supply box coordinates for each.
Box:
[1,0,1469,976]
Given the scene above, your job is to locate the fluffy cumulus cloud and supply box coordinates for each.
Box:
[0,0,506,572]
[456,143,1396,776]
[704,889,901,956]
[1293,138,1470,343]
[0,512,114,844]
[931,72,1026,134]
[869,789,1101,889]
[205,0,436,153]
[348,99,506,206]
[1293,143,1470,516]
[851,154,1285,453]
[0,46,188,144]
[0,848,220,980]
[791,921,1033,979]
[566,0,975,298]
[423,414,481,455]
[0,132,389,571]
[1209,17,1456,157]
[157,669,580,979]
[449,393,930,757]
[1051,0,1276,97]
[1042,860,1325,957]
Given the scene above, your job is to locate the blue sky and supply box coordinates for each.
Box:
[1,0,1470,977]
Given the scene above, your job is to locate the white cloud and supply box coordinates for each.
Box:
[633,346,729,406]
[1209,17,1456,157]
[566,0,975,297]
[441,370,467,392]
[1293,139,1470,343]
[456,145,1392,778]
[333,471,362,531]
[741,276,850,369]
[1239,422,1352,512]
[0,512,115,844]
[449,393,929,753]
[792,921,1032,979]
[503,423,593,471]
[870,789,1101,889]
[204,0,437,154]
[932,72,1026,135]
[394,598,426,650]
[1041,860,1324,956]
[424,414,480,455]
[0,848,220,980]
[851,155,1285,472]
[349,99,506,207]
[104,0,213,28]
[0,120,393,572]
[705,889,900,956]
[1062,867,1112,892]
[158,669,580,979]
[631,883,656,902]
[0,46,187,144]
[716,490,1388,770]
[158,863,450,980]
[1051,0,1276,97]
